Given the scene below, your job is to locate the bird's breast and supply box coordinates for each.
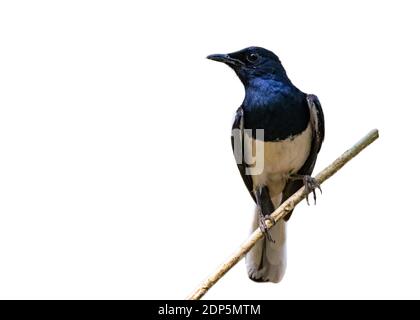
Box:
[242,95,310,141]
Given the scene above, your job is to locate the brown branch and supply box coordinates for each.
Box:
[186,129,379,300]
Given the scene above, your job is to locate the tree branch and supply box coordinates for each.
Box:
[187,129,379,300]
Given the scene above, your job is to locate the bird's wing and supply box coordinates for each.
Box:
[231,106,256,203]
[282,94,325,220]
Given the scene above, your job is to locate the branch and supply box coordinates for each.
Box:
[187,129,379,300]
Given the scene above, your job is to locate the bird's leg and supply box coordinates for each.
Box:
[289,174,322,205]
[255,186,275,243]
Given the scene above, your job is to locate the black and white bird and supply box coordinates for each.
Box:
[207,46,325,283]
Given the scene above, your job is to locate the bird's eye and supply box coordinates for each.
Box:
[246,53,259,63]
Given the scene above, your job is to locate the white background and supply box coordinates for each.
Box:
[0,0,419,299]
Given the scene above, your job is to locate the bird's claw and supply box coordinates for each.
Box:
[303,176,322,205]
[289,174,322,205]
[259,214,275,243]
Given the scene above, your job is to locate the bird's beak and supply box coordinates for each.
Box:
[207,53,244,67]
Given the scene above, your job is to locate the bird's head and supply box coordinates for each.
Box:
[207,46,288,86]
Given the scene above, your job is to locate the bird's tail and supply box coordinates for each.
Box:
[245,205,287,283]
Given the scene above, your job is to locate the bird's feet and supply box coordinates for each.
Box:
[290,174,322,205]
[258,212,276,243]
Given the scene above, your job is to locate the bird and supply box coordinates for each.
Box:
[207,46,325,283]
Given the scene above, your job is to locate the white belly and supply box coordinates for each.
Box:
[244,124,312,206]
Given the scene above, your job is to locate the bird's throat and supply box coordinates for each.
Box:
[242,80,309,142]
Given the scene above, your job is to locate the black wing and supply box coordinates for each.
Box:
[231,106,256,202]
[282,94,325,220]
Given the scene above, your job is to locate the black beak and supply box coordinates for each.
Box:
[207,53,244,67]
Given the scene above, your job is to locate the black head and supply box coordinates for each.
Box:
[207,46,288,85]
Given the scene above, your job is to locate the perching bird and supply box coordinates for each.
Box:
[207,47,325,283]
